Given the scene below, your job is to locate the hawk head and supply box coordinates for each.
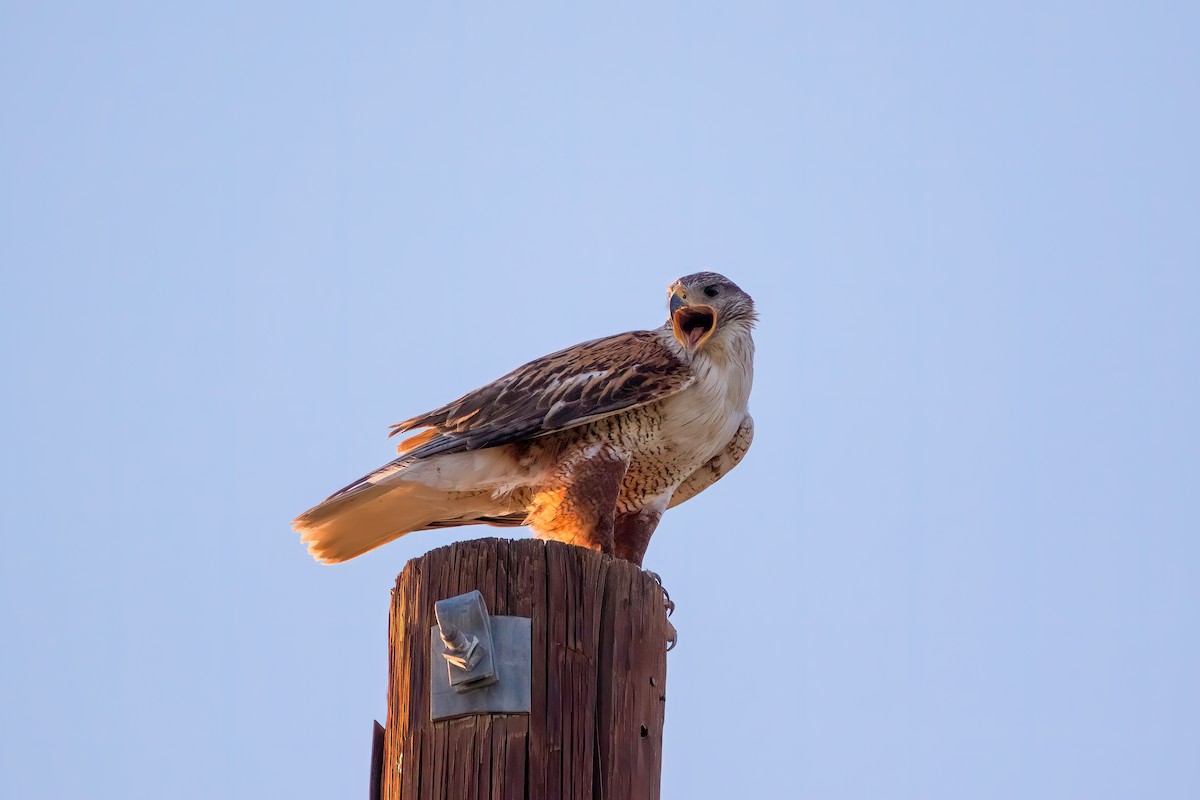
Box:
[667,272,756,351]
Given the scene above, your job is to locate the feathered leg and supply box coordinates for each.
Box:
[526,444,629,554]
[613,505,665,566]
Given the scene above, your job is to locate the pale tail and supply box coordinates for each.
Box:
[293,479,483,564]
[293,448,534,563]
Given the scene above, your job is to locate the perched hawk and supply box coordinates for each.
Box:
[293,271,755,566]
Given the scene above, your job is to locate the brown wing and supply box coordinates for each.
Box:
[668,413,754,508]
[390,330,692,460]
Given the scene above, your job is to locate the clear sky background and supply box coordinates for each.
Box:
[2,3,1197,798]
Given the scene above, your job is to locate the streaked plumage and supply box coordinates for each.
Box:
[293,271,756,566]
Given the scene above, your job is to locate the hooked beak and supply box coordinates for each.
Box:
[669,286,718,350]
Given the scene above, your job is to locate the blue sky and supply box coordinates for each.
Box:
[2,2,1197,798]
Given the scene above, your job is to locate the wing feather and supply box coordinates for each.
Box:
[669,413,754,508]
[390,330,691,459]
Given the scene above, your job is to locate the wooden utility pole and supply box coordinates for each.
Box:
[377,537,673,799]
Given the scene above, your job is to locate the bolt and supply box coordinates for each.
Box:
[440,623,483,670]
[440,623,466,652]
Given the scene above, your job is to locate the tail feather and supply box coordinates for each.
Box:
[293,479,487,564]
[294,447,536,564]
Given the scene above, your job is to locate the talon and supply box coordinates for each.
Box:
[665,620,678,652]
[644,569,674,616]
[645,571,670,603]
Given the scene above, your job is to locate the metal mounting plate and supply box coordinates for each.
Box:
[434,590,498,691]
[430,616,531,721]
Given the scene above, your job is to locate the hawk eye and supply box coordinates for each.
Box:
[703,285,719,298]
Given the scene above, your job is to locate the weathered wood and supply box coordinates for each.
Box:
[382,538,671,800]
[370,721,385,800]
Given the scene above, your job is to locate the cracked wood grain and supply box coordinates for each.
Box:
[382,538,669,800]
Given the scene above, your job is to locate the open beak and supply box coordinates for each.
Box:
[670,288,718,349]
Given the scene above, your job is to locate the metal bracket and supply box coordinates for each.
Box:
[429,590,531,721]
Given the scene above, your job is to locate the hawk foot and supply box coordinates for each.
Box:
[644,570,675,617]
[644,569,678,651]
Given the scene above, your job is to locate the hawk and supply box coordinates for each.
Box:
[293,271,755,566]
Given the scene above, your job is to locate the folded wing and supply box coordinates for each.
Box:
[389,330,693,461]
[669,414,754,508]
